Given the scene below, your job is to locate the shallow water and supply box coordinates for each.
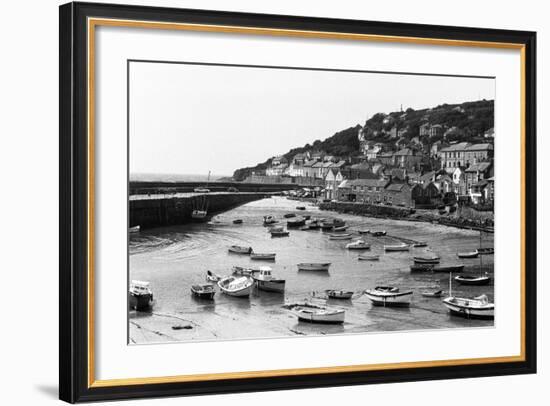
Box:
[129,196,494,344]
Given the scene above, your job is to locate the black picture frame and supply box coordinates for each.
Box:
[59,1,537,403]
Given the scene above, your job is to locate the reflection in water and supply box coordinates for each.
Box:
[129,197,494,344]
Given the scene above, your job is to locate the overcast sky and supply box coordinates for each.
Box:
[129,62,494,177]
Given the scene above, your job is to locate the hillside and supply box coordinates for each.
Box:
[232,99,493,181]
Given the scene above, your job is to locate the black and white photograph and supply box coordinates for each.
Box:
[128,61,496,344]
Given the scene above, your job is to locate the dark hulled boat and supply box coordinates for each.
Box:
[191,284,216,300]
[410,264,464,273]
[129,280,154,311]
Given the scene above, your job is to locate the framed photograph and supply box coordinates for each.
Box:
[59,1,536,403]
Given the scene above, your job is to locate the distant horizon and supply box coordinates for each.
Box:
[130,61,495,176]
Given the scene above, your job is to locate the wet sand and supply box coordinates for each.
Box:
[129,197,494,344]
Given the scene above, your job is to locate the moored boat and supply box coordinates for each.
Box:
[129,225,140,233]
[190,283,216,300]
[287,217,306,227]
[326,289,354,300]
[346,239,370,250]
[358,254,380,261]
[206,270,222,282]
[410,264,464,273]
[296,206,306,210]
[217,276,254,297]
[228,245,252,254]
[297,262,331,271]
[250,252,276,261]
[443,273,494,319]
[283,213,296,218]
[413,256,440,264]
[232,266,259,276]
[252,266,285,293]
[371,230,386,237]
[270,229,290,237]
[233,219,243,224]
[329,233,353,240]
[364,286,413,307]
[129,280,154,310]
[457,251,479,258]
[384,243,410,252]
[357,229,370,235]
[476,247,495,255]
[421,289,443,298]
[263,215,278,225]
[288,303,345,324]
[412,242,428,247]
[454,274,491,286]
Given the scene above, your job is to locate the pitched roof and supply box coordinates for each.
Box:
[385,182,410,192]
[419,171,436,183]
[465,143,493,151]
[303,159,318,167]
[440,142,471,152]
[348,178,389,188]
[466,162,492,172]
[312,161,324,168]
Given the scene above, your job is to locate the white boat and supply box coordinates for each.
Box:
[193,187,210,193]
[442,273,494,319]
[326,289,354,299]
[252,266,285,293]
[289,303,345,324]
[454,274,491,285]
[333,226,349,232]
[263,215,278,225]
[358,254,380,261]
[384,243,410,252]
[421,289,443,298]
[329,233,353,240]
[364,286,413,307]
[457,251,479,258]
[297,262,331,271]
[346,239,370,250]
[217,276,254,297]
[228,245,252,254]
[129,225,140,233]
[250,252,276,261]
[232,266,259,276]
[357,229,370,235]
[129,280,154,310]
[206,270,222,282]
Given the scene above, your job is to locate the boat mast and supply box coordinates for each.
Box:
[479,230,483,276]
[448,272,452,297]
[206,170,211,187]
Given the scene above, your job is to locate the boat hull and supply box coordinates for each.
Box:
[297,263,331,271]
[384,245,409,252]
[454,276,491,286]
[457,252,479,259]
[219,284,252,297]
[191,288,215,300]
[365,291,412,307]
[254,279,285,293]
[294,309,345,324]
[443,298,494,319]
[410,265,464,273]
[129,293,153,311]
[250,254,276,261]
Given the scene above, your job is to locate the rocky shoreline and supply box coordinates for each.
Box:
[318,201,494,233]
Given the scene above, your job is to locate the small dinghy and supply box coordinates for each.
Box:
[297,262,331,271]
[252,266,285,293]
[364,286,413,307]
[346,239,370,250]
[233,219,243,224]
[357,229,370,235]
[228,245,252,254]
[326,289,354,300]
[263,215,278,225]
[413,256,440,264]
[412,242,428,247]
[454,274,491,286]
[371,230,387,237]
[287,217,306,228]
[329,233,353,240]
[384,243,410,252]
[232,266,259,276]
[129,280,154,310]
[129,225,140,233]
[421,289,443,298]
[217,276,254,298]
[358,254,380,261]
[250,252,276,261]
[296,206,306,210]
[288,303,345,324]
[190,284,216,300]
[270,229,290,237]
[206,270,222,282]
[457,251,479,259]
[410,264,464,273]
[443,294,494,319]
[283,213,296,219]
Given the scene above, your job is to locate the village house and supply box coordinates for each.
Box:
[430,140,449,158]
[429,124,444,138]
[411,182,442,208]
[440,142,493,169]
[347,162,376,180]
[419,122,431,137]
[464,162,493,196]
[302,159,318,178]
[312,160,325,178]
[324,169,345,200]
[265,163,288,176]
[445,166,466,195]
[394,148,423,169]
[382,182,414,207]
[434,173,454,194]
[463,144,493,166]
[346,178,389,203]
[363,143,382,160]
